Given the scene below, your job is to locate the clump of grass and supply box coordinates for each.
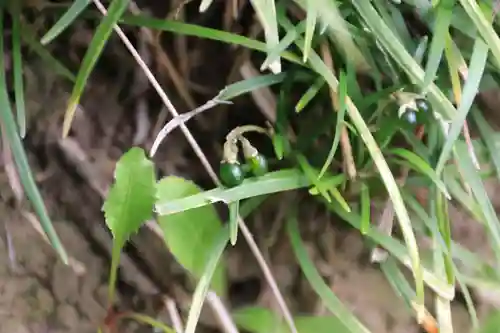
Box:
[3,0,500,332]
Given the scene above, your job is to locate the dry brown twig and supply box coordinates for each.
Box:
[91,1,297,333]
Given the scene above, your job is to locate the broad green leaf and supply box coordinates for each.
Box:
[287,214,371,333]
[103,147,155,246]
[10,0,26,137]
[156,176,226,295]
[63,0,131,137]
[0,9,68,264]
[155,169,310,216]
[41,0,92,45]
[233,306,347,333]
[184,225,229,333]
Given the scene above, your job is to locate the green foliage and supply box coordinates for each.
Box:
[233,306,348,333]
[156,176,227,295]
[7,0,500,332]
[103,147,156,247]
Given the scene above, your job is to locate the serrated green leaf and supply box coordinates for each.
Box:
[156,176,226,295]
[103,147,155,246]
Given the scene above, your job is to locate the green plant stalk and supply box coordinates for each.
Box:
[107,240,122,306]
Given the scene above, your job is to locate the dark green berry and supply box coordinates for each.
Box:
[248,153,268,177]
[415,98,431,113]
[219,162,245,188]
[405,108,417,124]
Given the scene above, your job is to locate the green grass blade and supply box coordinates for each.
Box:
[436,39,489,173]
[229,200,239,246]
[0,9,68,264]
[41,0,92,45]
[63,0,131,138]
[303,1,317,62]
[389,148,450,199]
[263,21,306,70]
[472,110,500,180]
[20,25,76,82]
[287,214,371,333]
[455,141,500,265]
[293,0,370,72]
[351,0,457,120]
[360,184,370,234]
[218,72,287,100]
[249,0,281,73]
[199,0,215,12]
[155,169,310,216]
[458,0,500,69]
[318,70,347,179]
[295,76,324,113]
[184,226,229,333]
[422,1,453,90]
[324,198,454,300]
[10,0,26,138]
[277,13,426,307]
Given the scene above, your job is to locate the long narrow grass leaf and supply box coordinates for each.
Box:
[287,214,371,333]
[10,0,26,137]
[184,226,229,333]
[423,1,453,89]
[155,169,310,216]
[436,40,489,173]
[0,9,68,264]
[63,0,131,137]
[41,0,92,45]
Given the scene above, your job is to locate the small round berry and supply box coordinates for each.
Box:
[219,162,245,188]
